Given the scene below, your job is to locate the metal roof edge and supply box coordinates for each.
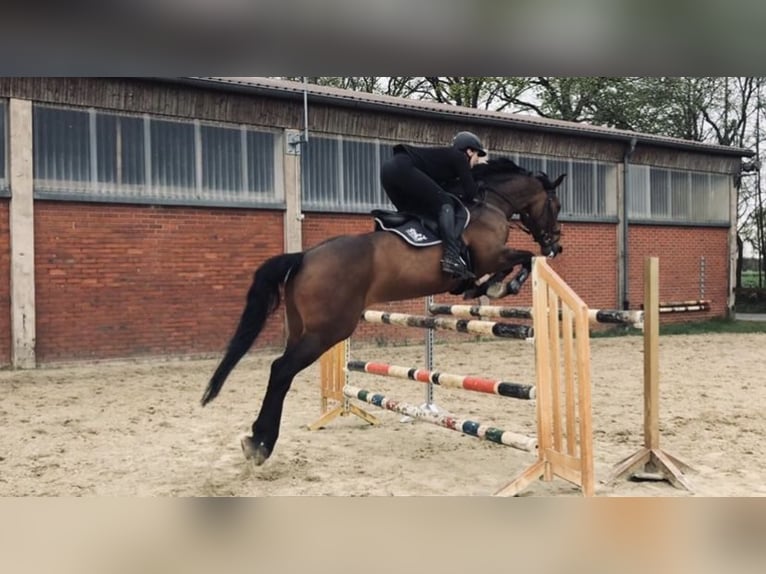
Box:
[160,77,752,158]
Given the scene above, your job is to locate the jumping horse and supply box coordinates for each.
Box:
[201,157,565,465]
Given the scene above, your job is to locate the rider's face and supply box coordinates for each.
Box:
[466,149,483,167]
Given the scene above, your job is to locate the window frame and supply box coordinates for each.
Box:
[31,103,284,209]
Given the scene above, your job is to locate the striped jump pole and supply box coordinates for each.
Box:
[429,304,533,320]
[429,303,644,329]
[343,385,537,452]
[362,310,533,340]
[588,309,644,327]
[657,300,711,313]
[347,360,535,400]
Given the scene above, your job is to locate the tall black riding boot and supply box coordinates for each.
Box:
[438,204,475,280]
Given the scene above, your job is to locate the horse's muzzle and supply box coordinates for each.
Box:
[543,243,562,258]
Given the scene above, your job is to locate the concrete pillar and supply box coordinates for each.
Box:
[616,163,627,309]
[727,174,737,317]
[8,98,36,368]
[283,129,304,253]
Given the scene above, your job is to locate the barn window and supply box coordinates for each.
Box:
[517,154,617,220]
[32,104,282,207]
[34,106,92,189]
[0,100,7,194]
[628,166,730,224]
[246,130,276,194]
[96,113,146,187]
[302,135,393,212]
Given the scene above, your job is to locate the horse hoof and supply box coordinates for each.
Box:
[486,282,505,298]
[240,435,271,466]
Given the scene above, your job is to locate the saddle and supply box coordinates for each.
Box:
[371,198,474,294]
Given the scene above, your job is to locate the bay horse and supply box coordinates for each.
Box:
[201,157,565,465]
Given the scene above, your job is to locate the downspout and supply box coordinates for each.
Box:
[622,137,637,310]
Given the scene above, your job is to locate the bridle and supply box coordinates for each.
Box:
[482,183,561,255]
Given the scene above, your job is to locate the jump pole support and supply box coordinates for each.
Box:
[307,337,379,430]
[606,256,694,491]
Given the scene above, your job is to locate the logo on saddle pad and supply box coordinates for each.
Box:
[404,227,429,243]
[373,218,441,247]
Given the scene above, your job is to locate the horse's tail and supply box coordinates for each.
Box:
[201,252,305,406]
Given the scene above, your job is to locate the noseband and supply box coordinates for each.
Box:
[484,185,560,252]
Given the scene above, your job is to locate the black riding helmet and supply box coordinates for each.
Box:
[452,131,487,157]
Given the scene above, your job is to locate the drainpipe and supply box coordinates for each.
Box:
[622,137,637,310]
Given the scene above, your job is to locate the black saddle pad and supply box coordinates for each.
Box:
[371,201,471,248]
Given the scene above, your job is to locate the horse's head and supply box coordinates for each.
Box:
[472,158,565,258]
[522,172,564,258]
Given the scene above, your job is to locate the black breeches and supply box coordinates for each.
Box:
[380,153,451,219]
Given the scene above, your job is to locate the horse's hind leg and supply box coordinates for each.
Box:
[241,334,327,465]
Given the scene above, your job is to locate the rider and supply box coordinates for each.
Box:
[379,131,487,280]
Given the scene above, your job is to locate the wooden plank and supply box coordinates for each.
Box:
[562,306,577,457]
[652,449,694,492]
[575,303,595,496]
[494,460,546,497]
[532,262,552,463]
[544,448,583,487]
[548,286,563,452]
[644,257,660,450]
[606,448,651,483]
[307,405,344,431]
[535,259,589,310]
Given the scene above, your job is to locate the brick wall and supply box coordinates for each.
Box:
[628,224,728,323]
[16,204,729,365]
[0,200,10,366]
[33,201,285,363]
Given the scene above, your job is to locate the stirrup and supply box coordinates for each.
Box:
[441,256,476,280]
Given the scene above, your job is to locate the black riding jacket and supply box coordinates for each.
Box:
[393,144,478,201]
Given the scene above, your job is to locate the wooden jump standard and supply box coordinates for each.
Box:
[606,257,694,491]
[432,258,696,492]
[309,257,595,497]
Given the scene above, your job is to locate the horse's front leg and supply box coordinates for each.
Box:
[484,249,534,299]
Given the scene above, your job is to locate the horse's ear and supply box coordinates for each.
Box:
[552,174,567,189]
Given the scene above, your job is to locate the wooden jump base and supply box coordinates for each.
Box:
[347,360,535,400]
[306,336,379,431]
[343,385,537,452]
[606,257,694,491]
[361,310,533,340]
[311,257,594,497]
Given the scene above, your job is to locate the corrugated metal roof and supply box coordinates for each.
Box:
[171,76,752,158]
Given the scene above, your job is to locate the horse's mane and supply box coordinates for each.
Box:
[471,157,532,179]
[472,157,558,192]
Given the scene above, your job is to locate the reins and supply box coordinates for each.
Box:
[480,183,558,244]
[480,186,533,237]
